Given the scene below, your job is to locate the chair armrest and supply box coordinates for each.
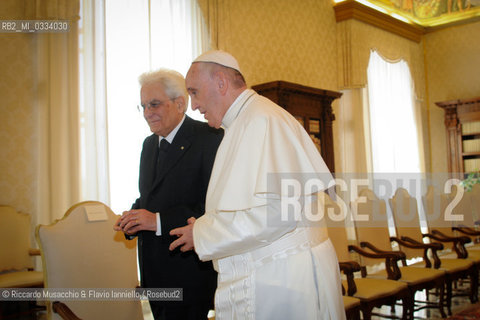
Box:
[424,231,469,259]
[454,226,480,244]
[53,302,82,320]
[391,236,441,268]
[360,242,406,259]
[453,226,480,237]
[339,261,361,273]
[431,229,471,244]
[348,244,402,280]
[339,261,360,296]
[29,249,41,256]
[349,243,401,259]
[26,248,42,271]
[398,236,443,250]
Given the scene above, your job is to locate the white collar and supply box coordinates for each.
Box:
[221,89,256,128]
[159,114,186,145]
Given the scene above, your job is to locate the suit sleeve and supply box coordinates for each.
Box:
[131,198,141,210]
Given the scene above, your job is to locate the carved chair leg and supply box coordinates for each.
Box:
[470,266,479,303]
[446,278,453,316]
[361,304,372,320]
[438,279,446,319]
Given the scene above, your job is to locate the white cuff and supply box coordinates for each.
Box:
[155,212,162,236]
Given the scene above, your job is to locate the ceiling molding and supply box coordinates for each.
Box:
[424,15,480,33]
[334,0,425,42]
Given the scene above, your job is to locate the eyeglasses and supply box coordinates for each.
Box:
[137,97,177,112]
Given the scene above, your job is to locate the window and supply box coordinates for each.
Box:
[366,50,421,174]
[366,50,425,234]
[79,0,208,214]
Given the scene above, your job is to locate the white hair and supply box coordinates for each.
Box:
[138,69,189,112]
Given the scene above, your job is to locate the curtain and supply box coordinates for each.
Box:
[196,0,230,50]
[366,50,428,231]
[78,0,110,205]
[334,20,429,181]
[367,50,421,173]
[27,0,81,225]
[336,20,426,101]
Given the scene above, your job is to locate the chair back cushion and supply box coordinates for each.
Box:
[37,201,142,320]
[390,188,424,259]
[352,189,393,266]
[321,193,352,262]
[0,206,33,271]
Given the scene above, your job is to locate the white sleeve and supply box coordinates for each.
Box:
[155,212,161,236]
[192,199,297,261]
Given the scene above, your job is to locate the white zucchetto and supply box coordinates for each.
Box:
[193,50,242,74]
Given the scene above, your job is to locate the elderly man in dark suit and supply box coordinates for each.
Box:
[114,68,222,320]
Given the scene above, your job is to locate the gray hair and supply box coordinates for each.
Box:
[138,69,189,112]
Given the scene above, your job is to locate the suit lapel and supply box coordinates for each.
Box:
[151,116,194,190]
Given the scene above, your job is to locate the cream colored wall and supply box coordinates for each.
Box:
[211,0,347,171]
[219,0,338,90]
[424,21,480,173]
[0,1,37,218]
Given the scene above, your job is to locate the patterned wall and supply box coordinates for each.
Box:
[219,0,338,91]
[0,1,37,217]
[213,0,343,169]
[425,21,480,173]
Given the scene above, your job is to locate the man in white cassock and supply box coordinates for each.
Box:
[169,50,345,320]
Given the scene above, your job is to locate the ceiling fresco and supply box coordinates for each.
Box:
[352,0,480,26]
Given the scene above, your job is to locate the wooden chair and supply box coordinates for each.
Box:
[390,188,477,315]
[423,185,480,254]
[36,201,143,320]
[422,185,480,302]
[0,205,43,288]
[321,193,411,320]
[471,183,480,225]
[0,206,44,317]
[436,184,480,250]
[351,189,446,318]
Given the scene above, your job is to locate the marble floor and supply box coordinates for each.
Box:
[372,285,476,319]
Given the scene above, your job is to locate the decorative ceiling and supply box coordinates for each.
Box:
[335,0,480,27]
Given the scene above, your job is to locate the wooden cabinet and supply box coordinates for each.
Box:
[251,81,342,173]
[436,97,480,177]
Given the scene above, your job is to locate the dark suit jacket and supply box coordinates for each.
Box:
[131,116,223,307]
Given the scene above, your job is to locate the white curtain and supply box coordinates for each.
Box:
[32,0,81,225]
[79,0,208,214]
[367,50,421,174]
[79,0,110,205]
[366,50,426,233]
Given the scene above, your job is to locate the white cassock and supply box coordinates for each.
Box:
[193,89,345,319]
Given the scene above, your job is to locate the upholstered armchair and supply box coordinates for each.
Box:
[36,201,144,320]
[0,206,43,288]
